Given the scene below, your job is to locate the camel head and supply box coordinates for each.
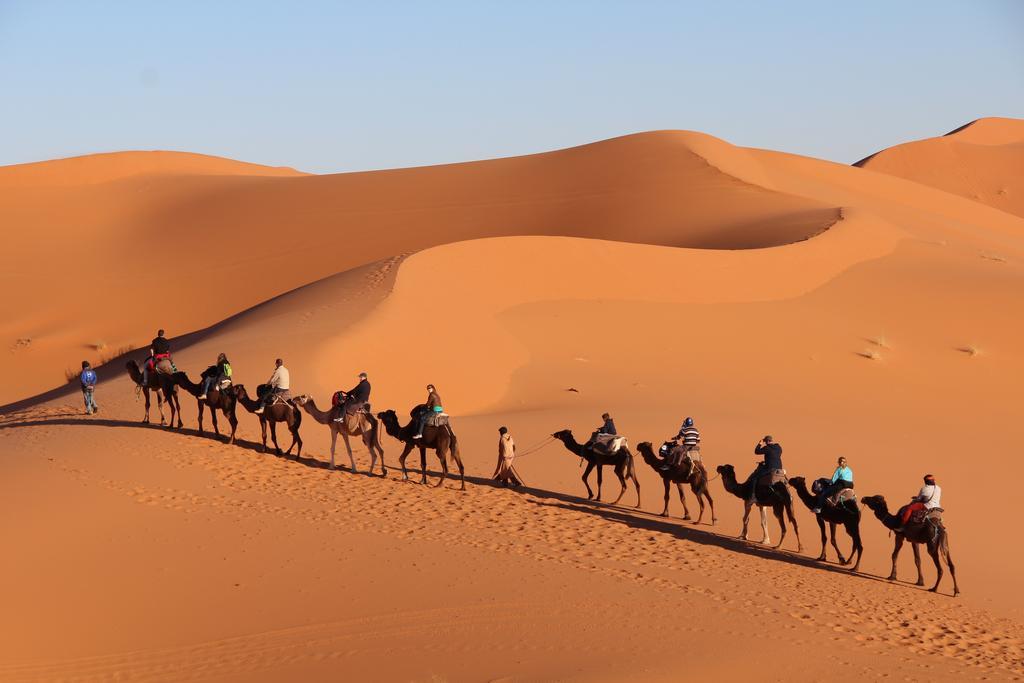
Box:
[860,495,887,512]
[292,394,309,405]
[636,441,654,455]
[716,464,735,478]
[552,429,573,440]
[231,384,248,399]
[788,475,806,489]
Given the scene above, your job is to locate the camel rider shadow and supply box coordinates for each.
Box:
[413,383,445,439]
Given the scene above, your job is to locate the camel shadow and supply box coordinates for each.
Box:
[524,497,919,590]
[0,416,340,471]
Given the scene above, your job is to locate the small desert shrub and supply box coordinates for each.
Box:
[957,345,981,357]
[857,349,881,361]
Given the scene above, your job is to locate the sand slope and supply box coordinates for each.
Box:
[3,121,1024,681]
[855,117,1024,217]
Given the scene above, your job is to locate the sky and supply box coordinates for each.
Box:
[0,1,1021,173]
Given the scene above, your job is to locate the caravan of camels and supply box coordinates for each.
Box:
[122,336,959,599]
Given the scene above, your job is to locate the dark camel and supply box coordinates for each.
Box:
[232,384,302,456]
[861,495,958,596]
[293,395,386,476]
[716,464,802,551]
[125,359,181,428]
[377,408,464,490]
[788,476,863,571]
[636,442,716,524]
[172,370,239,444]
[551,430,641,507]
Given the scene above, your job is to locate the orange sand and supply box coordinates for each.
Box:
[1,118,1023,681]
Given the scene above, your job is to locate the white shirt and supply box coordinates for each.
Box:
[268,365,290,390]
[918,483,942,509]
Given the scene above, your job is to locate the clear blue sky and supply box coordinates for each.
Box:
[1,1,1021,173]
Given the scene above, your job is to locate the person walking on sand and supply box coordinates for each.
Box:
[492,426,521,487]
[80,360,98,415]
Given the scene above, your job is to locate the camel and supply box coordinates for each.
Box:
[636,442,716,524]
[716,464,802,551]
[125,359,181,428]
[788,476,863,571]
[232,384,302,456]
[293,395,386,476]
[551,430,641,507]
[172,370,239,444]
[376,408,464,490]
[861,495,958,596]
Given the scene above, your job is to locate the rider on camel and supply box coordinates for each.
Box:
[812,456,853,513]
[141,329,171,387]
[661,416,700,470]
[198,353,232,400]
[255,358,290,414]
[413,384,442,439]
[745,435,784,503]
[897,474,942,532]
[333,372,371,423]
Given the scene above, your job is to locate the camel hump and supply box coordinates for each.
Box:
[589,434,627,455]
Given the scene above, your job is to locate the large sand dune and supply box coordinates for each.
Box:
[2,120,1023,681]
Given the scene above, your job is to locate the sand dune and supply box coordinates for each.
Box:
[855,117,1024,217]
[2,121,1024,681]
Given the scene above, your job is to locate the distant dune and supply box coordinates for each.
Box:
[2,121,1024,681]
[854,117,1024,217]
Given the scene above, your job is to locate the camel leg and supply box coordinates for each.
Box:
[268,421,283,455]
[704,488,717,525]
[888,535,904,581]
[227,409,238,445]
[581,462,596,500]
[927,541,943,593]
[156,391,166,426]
[677,482,691,520]
[660,479,671,517]
[209,404,220,437]
[197,401,205,434]
[760,506,771,545]
[829,521,848,565]
[772,505,787,549]
[786,502,802,552]
[632,470,641,508]
[941,532,959,597]
[362,433,376,475]
[447,436,466,491]
[142,388,151,423]
[434,444,449,489]
[595,465,604,502]
[740,502,753,540]
[911,542,925,586]
[398,444,415,481]
[847,521,863,573]
[815,516,828,561]
[609,465,627,505]
[419,446,428,485]
[288,423,302,457]
[341,432,357,473]
[689,481,704,524]
[329,429,338,470]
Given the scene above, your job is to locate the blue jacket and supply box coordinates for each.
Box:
[598,418,617,436]
[831,466,853,483]
[80,369,97,388]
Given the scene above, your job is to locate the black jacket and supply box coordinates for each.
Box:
[151,336,170,355]
[598,418,617,436]
[348,379,371,404]
[754,442,783,470]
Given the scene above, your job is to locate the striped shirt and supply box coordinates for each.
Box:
[680,426,701,448]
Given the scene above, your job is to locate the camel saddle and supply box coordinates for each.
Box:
[425,412,449,428]
[590,433,627,456]
[910,506,944,526]
[811,478,856,507]
[756,469,787,487]
[343,409,373,433]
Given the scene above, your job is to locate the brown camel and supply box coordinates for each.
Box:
[293,395,386,476]
[172,370,239,444]
[789,476,863,571]
[551,429,641,507]
[636,442,716,524]
[861,495,958,596]
[376,407,464,490]
[125,359,181,428]
[232,384,302,456]
[716,464,802,551]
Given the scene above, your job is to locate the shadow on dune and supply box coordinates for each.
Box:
[2,416,932,593]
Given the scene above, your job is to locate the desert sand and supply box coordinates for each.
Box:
[1,118,1023,681]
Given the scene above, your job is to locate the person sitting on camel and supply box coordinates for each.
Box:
[255,358,290,414]
[661,416,700,470]
[333,372,372,423]
[812,456,854,513]
[745,435,784,503]
[413,383,442,439]
[589,412,616,442]
[198,353,232,400]
[896,474,942,532]
[141,328,171,386]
